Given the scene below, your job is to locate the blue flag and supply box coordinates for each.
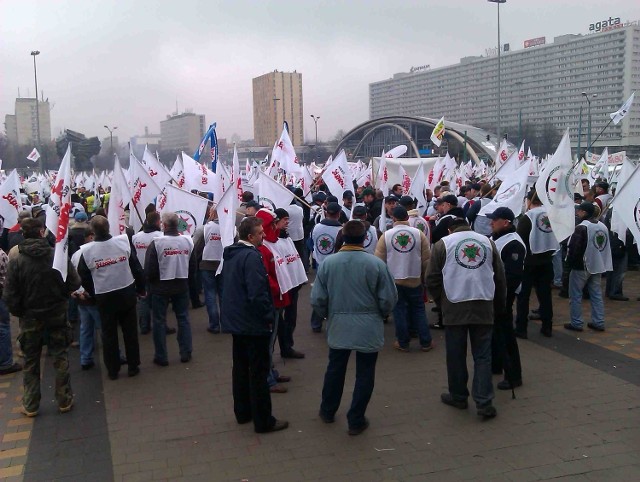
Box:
[194,122,218,172]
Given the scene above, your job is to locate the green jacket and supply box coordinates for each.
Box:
[3,238,80,323]
[311,246,398,353]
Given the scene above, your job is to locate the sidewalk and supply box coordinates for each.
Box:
[1,273,639,481]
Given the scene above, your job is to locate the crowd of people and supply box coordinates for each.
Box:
[0,172,636,436]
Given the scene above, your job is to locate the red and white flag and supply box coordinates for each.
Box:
[517,140,526,166]
[409,161,427,212]
[182,152,216,192]
[46,144,73,280]
[399,163,411,195]
[130,158,162,232]
[26,148,41,163]
[495,139,509,169]
[142,145,172,189]
[170,155,186,189]
[0,170,23,229]
[377,153,389,195]
[271,125,302,175]
[232,145,243,202]
[215,180,241,275]
[321,150,353,205]
[108,155,132,237]
[156,183,209,236]
[256,171,294,210]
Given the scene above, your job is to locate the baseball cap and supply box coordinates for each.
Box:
[74,212,88,222]
[312,192,327,203]
[398,195,414,207]
[485,207,515,222]
[440,194,458,206]
[391,205,409,221]
[343,190,354,200]
[384,195,399,203]
[326,202,341,215]
[576,201,595,217]
[246,200,261,210]
[352,205,367,217]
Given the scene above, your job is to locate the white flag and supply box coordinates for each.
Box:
[26,148,41,163]
[377,154,389,195]
[142,145,172,189]
[385,145,408,159]
[182,152,216,192]
[611,162,640,245]
[495,139,509,169]
[517,140,526,166]
[256,171,294,210]
[215,180,241,276]
[610,158,636,244]
[272,126,302,175]
[0,170,23,229]
[409,161,427,212]
[399,163,411,195]
[479,160,530,218]
[356,161,372,188]
[610,92,635,125]
[108,155,132,237]
[534,131,575,243]
[430,117,445,147]
[170,155,186,189]
[494,149,520,182]
[46,144,72,280]
[130,158,162,232]
[300,165,314,201]
[231,145,243,203]
[589,148,609,183]
[156,183,209,236]
[321,150,353,205]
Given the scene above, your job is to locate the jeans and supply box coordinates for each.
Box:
[232,334,276,432]
[201,270,223,331]
[320,348,378,429]
[445,324,494,408]
[78,304,101,365]
[552,249,563,286]
[516,262,554,335]
[279,286,299,355]
[569,270,605,329]
[392,285,432,348]
[137,283,152,332]
[0,300,14,369]
[152,291,192,363]
[606,252,628,297]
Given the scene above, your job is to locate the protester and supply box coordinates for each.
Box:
[487,207,525,390]
[565,202,613,333]
[312,220,397,435]
[362,188,382,224]
[78,215,145,380]
[426,218,506,420]
[221,216,288,433]
[373,195,398,233]
[335,205,377,254]
[0,247,22,376]
[3,218,80,416]
[375,206,433,352]
[431,194,464,244]
[145,212,196,365]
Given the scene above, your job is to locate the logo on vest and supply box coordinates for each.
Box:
[535,212,553,233]
[176,210,197,236]
[454,238,488,269]
[95,256,127,269]
[259,196,277,211]
[364,230,373,248]
[391,230,416,253]
[634,199,640,232]
[543,166,572,206]
[316,234,335,255]
[593,230,608,252]
[495,182,520,203]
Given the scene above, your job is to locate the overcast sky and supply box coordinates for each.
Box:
[1,0,637,145]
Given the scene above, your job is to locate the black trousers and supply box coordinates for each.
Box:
[279,286,299,355]
[96,290,140,377]
[232,334,276,432]
[492,292,522,383]
[516,262,554,334]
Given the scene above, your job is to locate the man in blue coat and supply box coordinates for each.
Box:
[311,220,398,435]
[221,216,288,434]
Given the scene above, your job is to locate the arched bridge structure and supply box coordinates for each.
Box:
[334,116,511,164]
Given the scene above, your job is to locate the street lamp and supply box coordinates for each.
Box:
[104,125,117,156]
[582,92,597,154]
[310,114,320,146]
[488,0,506,143]
[30,50,42,172]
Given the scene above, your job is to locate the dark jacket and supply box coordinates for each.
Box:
[492,227,526,297]
[3,238,81,322]
[77,234,145,300]
[221,242,276,336]
[145,230,197,296]
[566,219,592,270]
[366,198,383,224]
[431,206,465,244]
[516,212,555,267]
[68,222,90,257]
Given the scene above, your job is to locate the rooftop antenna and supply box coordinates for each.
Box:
[18,87,21,98]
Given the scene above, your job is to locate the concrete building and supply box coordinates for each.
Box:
[160,112,206,152]
[370,23,640,156]
[253,70,304,147]
[4,98,52,145]
[130,126,161,153]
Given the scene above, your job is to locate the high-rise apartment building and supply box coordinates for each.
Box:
[4,98,52,145]
[160,112,206,152]
[370,24,640,155]
[253,70,304,147]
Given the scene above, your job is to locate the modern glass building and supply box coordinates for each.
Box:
[370,23,640,157]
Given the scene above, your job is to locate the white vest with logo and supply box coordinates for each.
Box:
[493,231,526,257]
[409,215,430,242]
[312,222,342,266]
[154,234,193,280]
[443,230,495,302]
[202,221,223,262]
[262,237,308,294]
[132,230,162,265]
[596,193,613,220]
[525,206,560,253]
[287,204,304,242]
[384,225,422,280]
[580,220,613,274]
[82,234,134,294]
[362,225,378,255]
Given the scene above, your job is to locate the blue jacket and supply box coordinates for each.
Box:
[221,242,276,336]
[311,247,398,353]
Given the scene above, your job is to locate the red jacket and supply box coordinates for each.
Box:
[256,209,291,309]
